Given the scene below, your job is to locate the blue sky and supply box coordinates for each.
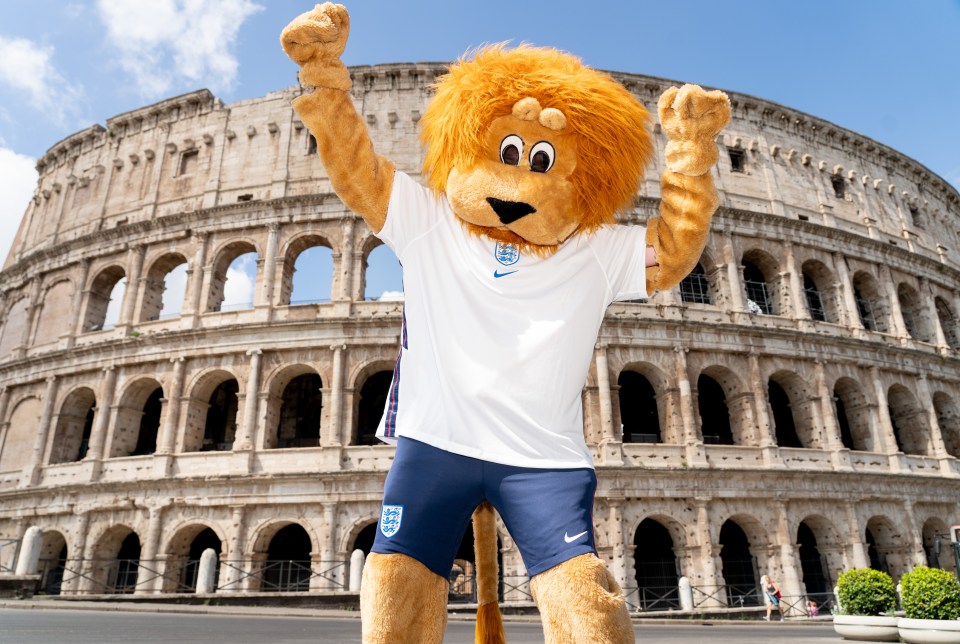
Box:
[2,0,959,274]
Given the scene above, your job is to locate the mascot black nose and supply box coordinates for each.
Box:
[486,197,536,224]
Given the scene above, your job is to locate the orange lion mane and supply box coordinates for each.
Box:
[420,44,654,237]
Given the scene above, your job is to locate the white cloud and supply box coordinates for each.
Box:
[96,0,263,98]
[0,147,37,266]
[378,291,404,302]
[0,36,82,124]
[223,253,256,309]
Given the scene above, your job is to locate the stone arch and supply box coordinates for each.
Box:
[140,252,188,322]
[933,391,960,458]
[0,396,41,472]
[83,265,126,332]
[182,368,241,453]
[38,529,68,595]
[864,515,904,577]
[768,370,818,449]
[796,515,839,596]
[110,377,164,458]
[897,282,933,342]
[280,233,334,306]
[33,278,74,346]
[678,261,712,305]
[921,517,955,573]
[250,520,316,592]
[162,522,225,593]
[342,515,380,557]
[833,377,874,452]
[718,516,765,607]
[262,364,322,450]
[935,296,960,350]
[852,270,890,333]
[206,240,259,312]
[801,259,839,323]
[353,359,396,446]
[49,386,97,464]
[741,249,782,315]
[90,524,141,594]
[696,365,754,445]
[360,236,402,302]
[887,384,931,456]
[631,515,684,610]
[0,295,30,358]
[618,367,663,444]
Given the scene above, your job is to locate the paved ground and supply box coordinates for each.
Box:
[0,604,840,643]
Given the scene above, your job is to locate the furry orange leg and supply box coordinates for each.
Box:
[360,552,448,644]
[530,554,635,644]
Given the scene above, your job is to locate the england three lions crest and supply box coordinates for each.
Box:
[494,241,520,266]
[379,504,403,538]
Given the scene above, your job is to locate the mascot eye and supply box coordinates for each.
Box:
[529,141,556,173]
[499,134,523,166]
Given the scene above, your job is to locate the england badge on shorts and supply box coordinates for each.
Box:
[379,504,403,538]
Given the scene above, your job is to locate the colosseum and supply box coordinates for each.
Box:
[0,62,958,613]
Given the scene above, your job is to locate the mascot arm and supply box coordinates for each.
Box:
[281,3,394,233]
[645,84,730,293]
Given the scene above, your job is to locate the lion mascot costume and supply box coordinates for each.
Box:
[281,4,730,642]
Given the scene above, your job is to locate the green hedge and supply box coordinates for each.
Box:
[900,566,960,621]
[837,568,897,616]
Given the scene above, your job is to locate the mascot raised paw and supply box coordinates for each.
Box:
[281,4,730,643]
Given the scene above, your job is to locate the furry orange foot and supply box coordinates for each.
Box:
[531,554,634,644]
[360,552,448,644]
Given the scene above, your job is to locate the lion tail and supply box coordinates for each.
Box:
[473,501,505,644]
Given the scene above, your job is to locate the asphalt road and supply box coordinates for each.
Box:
[0,608,839,643]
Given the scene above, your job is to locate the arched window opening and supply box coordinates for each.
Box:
[697,374,733,445]
[728,147,745,173]
[38,532,67,596]
[357,370,393,445]
[263,524,312,592]
[50,388,97,464]
[803,274,826,322]
[276,374,322,449]
[618,371,660,444]
[363,244,403,301]
[207,244,258,313]
[933,393,960,458]
[853,285,876,331]
[183,528,222,592]
[742,260,772,315]
[834,379,873,452]
[132,387,163,456]
[287,245,334,305]
[852,272,889,333]
[830,174,845,199]
[719,520,760,607]
[84,266,126,332]
[141,255,188,322]
[898,283,931,342]
[935,297,960,350]
[887,385,929,456]
[679,263,712,305]
[202,379,239,451]
[835,396,855,450]
[865,527,886,574]
[633,519,680,610]
[768,380,802,448]
[113,532,141,594]
[797,522,828,596]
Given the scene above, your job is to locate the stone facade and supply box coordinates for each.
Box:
[0,63,958,609]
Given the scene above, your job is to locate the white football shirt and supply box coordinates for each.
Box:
[375,171,647,469]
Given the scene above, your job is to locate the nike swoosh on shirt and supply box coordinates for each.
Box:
[564,530,589,543]
[493,269,518,278]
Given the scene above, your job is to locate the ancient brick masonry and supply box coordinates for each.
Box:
[0,63,958,606]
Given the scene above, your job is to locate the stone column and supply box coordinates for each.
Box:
[833,252,859,330]
[85,367,117,477]
[917,374,950,461]
[339,217,356,301]
[880,265,908,341]
[60,512,89,596]
[900,499,927,568]
[64,258,92,348]
[749,353,779,466]
[15,278,42,358]
[117,244,146,333]
[220,506,247,593]
[22,376,59,487]
[776,504,804,611]
[595,345,622,465]
[722,231,746,314]
[675,346,706,466]
[235,350,262,451]
[259,222,280,311]
[607,500,627,590]
[693,499,723,608]
[155,357,186,474]
[784,242,809,321]
[869,366,902,472]
[844,504,869,570]
[0,387,11,462]
[921,278,949,352]
[325,345,345,448]
[815,360,850,469]
[136,504,166,594]
[183,231,208,328]
[319,503,339,590]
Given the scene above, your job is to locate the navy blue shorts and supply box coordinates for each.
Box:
[372,437,597,578]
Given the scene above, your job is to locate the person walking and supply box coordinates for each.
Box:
[761,574,785,621]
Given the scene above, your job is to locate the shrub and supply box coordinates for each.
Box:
[836,568,897,616]
[900,566,960,621]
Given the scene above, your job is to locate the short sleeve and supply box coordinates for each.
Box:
[376,171,443,260]
[587,224,648,302]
